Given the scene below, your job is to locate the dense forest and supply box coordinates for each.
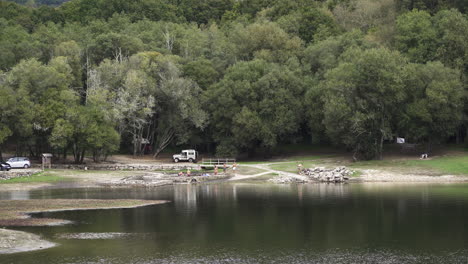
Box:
[0,0,466,162]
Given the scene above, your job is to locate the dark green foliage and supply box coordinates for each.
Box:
[206,60,305,156]
[0,0,466,160]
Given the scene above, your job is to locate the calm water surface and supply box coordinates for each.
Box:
[1,183,468,263]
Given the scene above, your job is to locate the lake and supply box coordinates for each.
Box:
[1,182,468,263]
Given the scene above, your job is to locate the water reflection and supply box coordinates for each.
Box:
[2,182,468,263]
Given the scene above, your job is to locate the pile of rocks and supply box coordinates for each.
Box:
[300,166,351,183]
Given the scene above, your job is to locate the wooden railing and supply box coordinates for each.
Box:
[201,158,236,166]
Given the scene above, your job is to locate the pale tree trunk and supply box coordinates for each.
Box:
[379,133,384,160]
[153,128,174,158]
[163,27,174,52]
[133,127,138,157]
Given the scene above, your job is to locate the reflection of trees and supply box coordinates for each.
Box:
[7,183,468,254]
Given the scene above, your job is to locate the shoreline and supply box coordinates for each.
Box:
[0,199,168,254]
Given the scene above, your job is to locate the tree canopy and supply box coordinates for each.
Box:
[0,0,466,161]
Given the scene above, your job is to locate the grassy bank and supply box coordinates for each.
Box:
[0,199,168,226]
[350,155,468,175]
[268,161,320,173]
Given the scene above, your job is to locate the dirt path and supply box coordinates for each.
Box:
[229,164,308,181]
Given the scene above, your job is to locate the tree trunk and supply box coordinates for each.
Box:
[153,129,174,158]
[63,147,67,160]
[379,133,384,160]
[80,149,85,164]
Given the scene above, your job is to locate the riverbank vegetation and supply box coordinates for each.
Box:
[351,155,468,175]
[260,152,468,176]
[0,171,67,184]
[0,0,466,162]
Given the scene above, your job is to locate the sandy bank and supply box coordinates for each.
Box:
[0,199,168,254]
[0,199,168,227]
[359,169,468,182]
[0,229,56,254]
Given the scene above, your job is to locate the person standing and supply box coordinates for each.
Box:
[214,165,218,175]
[223,163,227,173]
[297,163,303,174]
[232,162,237,175]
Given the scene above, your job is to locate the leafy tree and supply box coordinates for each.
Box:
[399,61,464,148]
[4,58,76,156]
[321,48,407,160]
[50,105,120,163]
[182,58,219,90]
[150,57,207,157]
[395,9,437,63]
[228,21,303,63]
[206,59,305,156]
[303,30,372,79]
[0,81,15,160]
[90,32,144,64]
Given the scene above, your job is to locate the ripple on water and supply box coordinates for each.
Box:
[56,233,137,240]
[59,248,468,264]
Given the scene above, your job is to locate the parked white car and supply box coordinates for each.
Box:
[7,157,31,168]
[173,149,198,163]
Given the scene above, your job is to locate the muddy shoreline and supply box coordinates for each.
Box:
[0,199,168,254]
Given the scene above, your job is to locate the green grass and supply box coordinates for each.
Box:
[350,155,468,175]
[239,155,326,165]
[236,166,267,175]
[406,156,468,175]
[268,161,319,173]
[232,173,278,183]
[0,172,69,184]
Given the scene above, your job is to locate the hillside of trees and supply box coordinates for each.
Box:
[0,0,466,162]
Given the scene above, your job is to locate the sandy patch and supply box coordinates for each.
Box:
[360,169,468,182]
[0,228,56,254]
[0,199,169,227]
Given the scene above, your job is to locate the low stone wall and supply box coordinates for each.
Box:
[0,170,42,180]
[33,163,198,171]
[114,174,230,187]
